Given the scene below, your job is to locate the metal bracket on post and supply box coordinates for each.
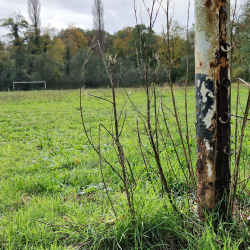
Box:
[223,146,234,156]
[221,78,231,88]
[219,113,230,124]
[221,45,231,53]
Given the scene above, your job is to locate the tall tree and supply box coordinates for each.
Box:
[0,12,28,47]
[27,0,41,48]
[0,12,28,71]
[92,0,105,55]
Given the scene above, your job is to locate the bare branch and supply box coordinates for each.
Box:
[27,0,41,29]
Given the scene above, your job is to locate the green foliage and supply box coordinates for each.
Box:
[0,48,16,90]
[0,3,250,90]
[0,12,28,42]
[32,53,63,88]
[232,66,248,81]
[231,0,250,81]
[0,17,196,90]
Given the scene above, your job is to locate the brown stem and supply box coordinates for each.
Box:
[110,56,134,218]
[231,81,250,209]
[98,124,117,217]
[184,0,194,187]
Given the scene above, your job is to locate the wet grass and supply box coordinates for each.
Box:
[0,86,249,249]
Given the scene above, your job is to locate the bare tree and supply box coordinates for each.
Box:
[27,0,41,46]
[92,0,105,54]
[28,0,40,29]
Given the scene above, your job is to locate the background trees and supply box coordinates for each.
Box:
[0,12,29,85]
[27,0,41,51]
[0,1,250,91]
[92,0,105,55]
[0,12,28,46]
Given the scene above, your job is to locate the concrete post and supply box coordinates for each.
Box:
[195,0,231,219]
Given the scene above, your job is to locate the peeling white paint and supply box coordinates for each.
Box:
[200,83,208,103]
[195,0,219,79]
[204,139,213,151]
[200,82,216,128]
[207,161,213,178]
[205,75,210,81]
[202,104,216,129]
[196,30,211,54]
[200,82,214,103]
[197,79,201,88]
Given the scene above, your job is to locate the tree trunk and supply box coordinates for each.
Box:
[195,0,231,220]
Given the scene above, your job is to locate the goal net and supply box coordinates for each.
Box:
[13,81,47,91]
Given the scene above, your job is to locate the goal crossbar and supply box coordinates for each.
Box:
[13,81,46,91]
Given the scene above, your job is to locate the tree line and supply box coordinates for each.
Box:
[0,0,249,91]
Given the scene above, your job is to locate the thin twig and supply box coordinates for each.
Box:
[87,93,113,104]
[160,100,189,186]
[109,55,134,218]
[231,114,250,121]
[99,124,117,217]
[184,0,194,184]
[230,80,250,209]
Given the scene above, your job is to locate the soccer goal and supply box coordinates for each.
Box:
[13,81,47,91]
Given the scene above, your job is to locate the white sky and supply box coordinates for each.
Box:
[0,0,239,41]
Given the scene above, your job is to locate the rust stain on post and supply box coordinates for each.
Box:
[214,0,231,215]
[204,0,213,8]
[195,0,230,220]
[209,62,215,68]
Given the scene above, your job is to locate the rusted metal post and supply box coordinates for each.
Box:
[195,0,231,220]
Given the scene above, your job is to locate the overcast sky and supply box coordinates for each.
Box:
[0,0,238,40]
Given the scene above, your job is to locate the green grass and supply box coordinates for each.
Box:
[0,86,249,249]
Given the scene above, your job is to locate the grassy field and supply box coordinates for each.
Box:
[0,86,250,249]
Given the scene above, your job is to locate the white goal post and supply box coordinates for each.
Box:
[13,81,47,91]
